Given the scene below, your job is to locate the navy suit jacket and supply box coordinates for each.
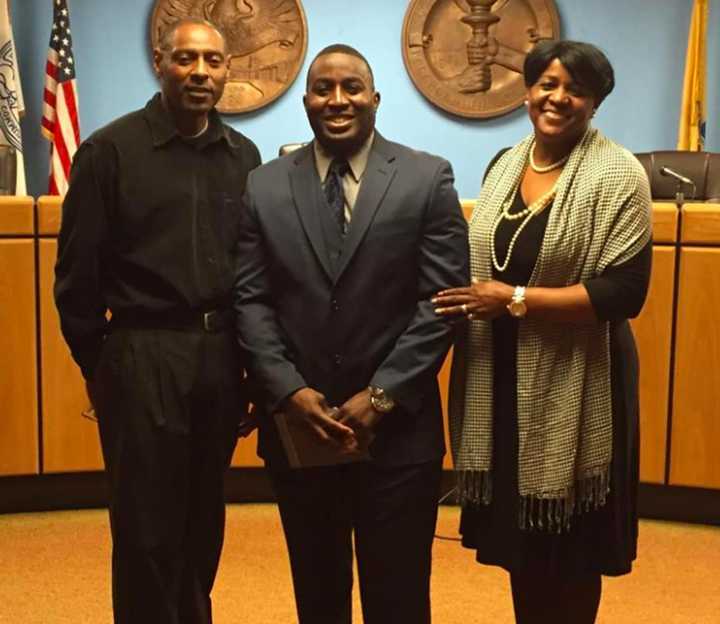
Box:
[234,133,470,468]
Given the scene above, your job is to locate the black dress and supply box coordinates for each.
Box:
[459,172,652,577]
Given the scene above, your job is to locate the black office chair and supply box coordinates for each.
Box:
[634,150,720,202]
[0,145,17,195]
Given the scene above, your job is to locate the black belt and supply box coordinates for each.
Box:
[109,308,234,333]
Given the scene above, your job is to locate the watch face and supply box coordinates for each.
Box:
[509,301,527,318]
[370,392,394,413]
[369,386,395,413]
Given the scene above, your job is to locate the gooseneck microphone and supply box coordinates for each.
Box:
[659,166,694,186]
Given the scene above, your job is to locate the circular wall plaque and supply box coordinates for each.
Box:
[150,0,308,114]
[402,0,560,119]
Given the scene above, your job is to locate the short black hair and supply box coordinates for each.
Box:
[156,17,226,52]
[306,44,375,89]
[524,40,615,106]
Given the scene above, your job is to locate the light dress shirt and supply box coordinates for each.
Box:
[313,132,375,224]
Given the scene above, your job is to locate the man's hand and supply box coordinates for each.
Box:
[336,389,382,450]
[80,379,99,422]
[282,387,357,449]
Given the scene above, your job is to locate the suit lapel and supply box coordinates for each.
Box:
[334,136,397,282]
[289,146,334,281]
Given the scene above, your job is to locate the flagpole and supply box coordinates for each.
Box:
[677,0,709,151]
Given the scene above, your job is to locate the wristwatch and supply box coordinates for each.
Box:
[368,386,396,413]
[507,285,527,319]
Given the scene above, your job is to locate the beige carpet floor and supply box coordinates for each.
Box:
[0,504,718,623]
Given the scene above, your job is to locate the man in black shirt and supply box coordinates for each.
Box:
[54,18,260,624]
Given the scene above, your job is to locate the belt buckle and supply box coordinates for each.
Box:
[203,310,216,332]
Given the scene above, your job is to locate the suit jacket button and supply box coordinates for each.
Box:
[331,299,339,311]
[334,354,342,366]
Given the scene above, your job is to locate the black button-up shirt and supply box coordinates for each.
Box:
[55,94,261,378]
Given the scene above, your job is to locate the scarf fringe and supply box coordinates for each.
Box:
[456,469,492,506]
[458,466,611,533]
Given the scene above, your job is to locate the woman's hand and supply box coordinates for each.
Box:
[433,278,514,321]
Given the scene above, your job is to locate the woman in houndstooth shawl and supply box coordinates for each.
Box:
[433,41,652,623]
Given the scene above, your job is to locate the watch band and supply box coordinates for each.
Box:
[368,385,395,413]
[507,285,527,318]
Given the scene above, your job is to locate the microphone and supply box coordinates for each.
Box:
[659,166,694,186]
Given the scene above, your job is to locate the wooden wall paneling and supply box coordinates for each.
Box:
[670,247,720,488]
[438,350,454,470]
[631,246,675,483]
[231,430,263,467]
[681,203,720,244]
[36,195,62,236]
[460,199,474,222]
[0,196,35,234]
[38,238,104,472]
[650,202,679,243]
[0,238,39,475]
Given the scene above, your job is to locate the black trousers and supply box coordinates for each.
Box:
[269,459,443,624]
[93,327,245,624]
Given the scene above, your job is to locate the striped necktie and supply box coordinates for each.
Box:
[325,158,351,235]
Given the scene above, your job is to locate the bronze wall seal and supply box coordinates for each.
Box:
[402,0,560,119]
[150,0,308,114]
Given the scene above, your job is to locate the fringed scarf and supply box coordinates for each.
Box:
[449,128,652,532]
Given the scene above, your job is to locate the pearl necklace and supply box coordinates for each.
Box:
[491,185,557,273]
[529,143,570,173]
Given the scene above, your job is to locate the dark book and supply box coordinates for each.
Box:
[273,411,371,468]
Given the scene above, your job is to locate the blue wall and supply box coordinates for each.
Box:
[13,0,720,199]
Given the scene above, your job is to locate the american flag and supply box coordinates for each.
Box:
[41,0,80,195]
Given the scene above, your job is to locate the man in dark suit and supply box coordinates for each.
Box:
[234,44,469,623]
[55,19,260,624]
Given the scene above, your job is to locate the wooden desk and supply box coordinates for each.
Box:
[670,203,720,488]
[0,196,38,475]
[3,197,717,491]
[36,196,104,472]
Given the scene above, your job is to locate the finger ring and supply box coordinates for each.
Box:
[461,304,468,314]
[467,312,476,321]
